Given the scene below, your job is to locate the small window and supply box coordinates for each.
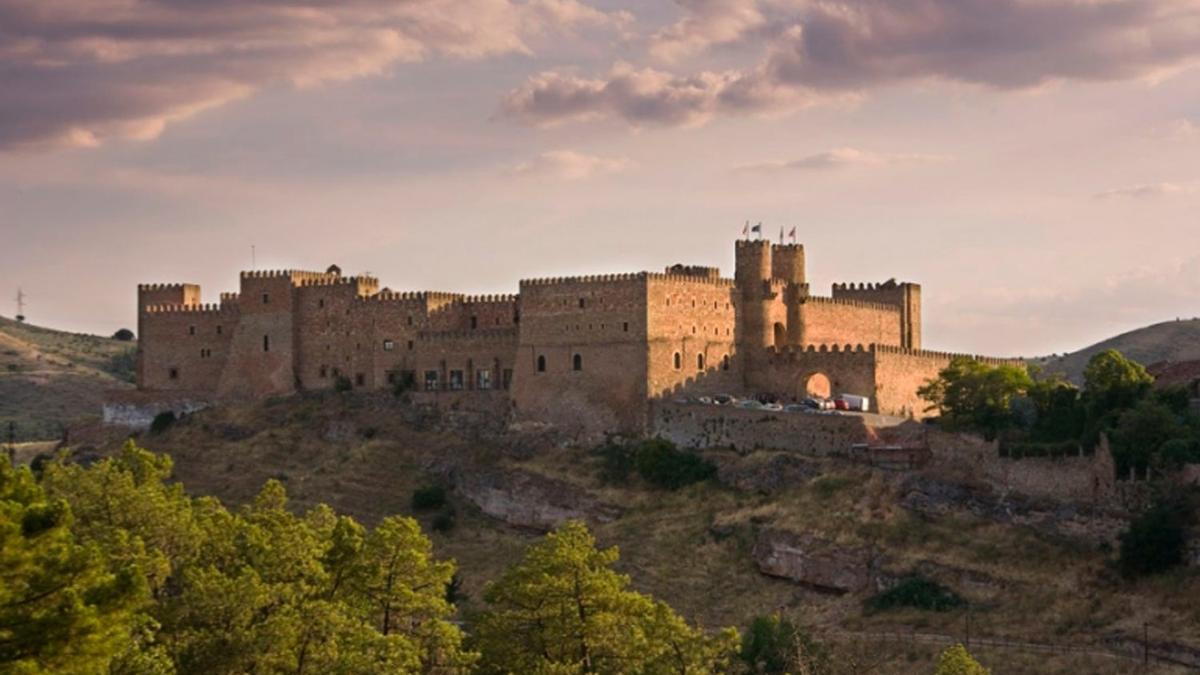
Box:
[262,293,269,304]
[407,315,414,326]
[579,298,586,308]
[424,370,439,391]
[697,354,705,371]
[623,322,629,332]
[383,339,395,351]
[168,367,179,380]
[502,368,513,390]
[476,369,492,390]
[692,326,696,334]
[355,373,365,387]
[537,355,546,373]
[470,316,478,330]
[573,354,582,371]
[216,325,222,335]
[320,366,328,378]
[387,372,396,384]
[188,325,195,335]
[407,340,414,351]
[722,355,730,371]
[673,352,682,370]
[448,370,464,391]
[263,335,270,352]
[318,299,325,308]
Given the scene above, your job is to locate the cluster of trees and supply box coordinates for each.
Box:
[2,443,738,674]
[919,349,1200,477]
[597,438,717,490]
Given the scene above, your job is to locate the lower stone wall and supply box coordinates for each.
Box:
[652,402,902,454]
[102,399,210,430]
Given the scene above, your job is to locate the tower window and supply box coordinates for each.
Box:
[623,322,629,332]
[383,339,395,351]
[470,316,478,330]
[355,373,365,387]
[262,293,269,304]
[537,355,546,372]
[697,354,705,371]
[263,335,270,352]
[318,299,325,308]
[168,367,179,380]
[320,366,328,378]
[407,340,414,351]
[216,325,222,335]
[579,298,586,308]
[722,355,730,371]
[573,354,583,371]
[188,325,195,335]
[673,352,682,370]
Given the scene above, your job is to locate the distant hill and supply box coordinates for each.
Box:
[1030,318,1200,384]
[0,315,135,442]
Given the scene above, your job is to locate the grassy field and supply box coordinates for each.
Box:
[0,315,134,441]
[81,391,1200,674]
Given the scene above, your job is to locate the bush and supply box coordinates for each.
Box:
[633,439,716,490]
[333,375,353,393]
[149,411,176,435]
[1117,495,1193,579]
[595,442,635,484]
[866,576,965,612]
[412,485,447,511]
[739,614,829,674]
[111,328,135,341]
[391,371,416,397]
[431,510,456,533]
[934,644,990,674]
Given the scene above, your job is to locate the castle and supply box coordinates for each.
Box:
[135,240,1018,435]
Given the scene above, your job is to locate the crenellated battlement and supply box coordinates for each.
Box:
[802,295,901,313]
[144,303,236,315]
[296,275,378,288]
[832,279,910,292]
[873,343,1023,367]
[365,291,462,303]
[521,271,735,288]
[138,282,193,292]
[453,294,519,305]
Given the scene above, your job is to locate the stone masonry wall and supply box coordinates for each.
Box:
[797,296,902,349]
[652,402,885,453]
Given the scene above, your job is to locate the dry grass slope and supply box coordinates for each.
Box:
[0,315,134,441]
[1032,318,1200,384]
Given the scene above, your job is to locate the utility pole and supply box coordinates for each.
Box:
[14,287,26,322]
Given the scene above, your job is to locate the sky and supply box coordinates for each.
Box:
[1,0,1198,357]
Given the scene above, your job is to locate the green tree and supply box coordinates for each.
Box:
[1109,400,1189,476]
[739,614,829,674]
[1117,493,1193,580]
[0,456,145,674]
[634,439,716,490]
[1083,349,1153,420]
[475,520,738,674]
[918,358,1033,439]
[1025,372,1084,441]
[933,644,989,675]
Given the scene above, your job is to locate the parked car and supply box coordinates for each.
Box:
[834,399,849,411]
[838,394,870,412]
[697,396,714,405]
[783,403,808,413]
[761,402,784,412]
[737,399,766,410]
[713,394,736,406]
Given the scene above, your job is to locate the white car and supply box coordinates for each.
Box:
[761,402,784,412]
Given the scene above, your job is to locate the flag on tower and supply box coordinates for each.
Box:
[788,226,797,243]
[750,222,762,237]
[779,226,784,244]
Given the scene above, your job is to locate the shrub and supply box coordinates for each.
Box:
[149,411,176,435]
[633,439,716,490]
[391,371,416,397]
[111,328,135,341]
[739,614,829,674]
[412,485,447,511]
[934,644,989,675]
[866,576,965,612]
[333,375,353,393]
[1117,495,1193,579]
[431,510,456,533]
[595,442,635,484]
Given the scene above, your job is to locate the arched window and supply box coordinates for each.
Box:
[697,354,705,371]
[537,355,546,372]
[722,354,730,371]
[573,354,583,371]
[673,352,682,370]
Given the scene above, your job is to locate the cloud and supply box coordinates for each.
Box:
[0,0,625,151]
[504,0,1200,127]
[506,149,631,179]
[1094,181,1199,199]
[734,147,947,172]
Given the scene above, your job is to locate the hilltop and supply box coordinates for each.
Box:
[1032,318,1200,384]
[0,315,135,441]
[64,392,1200,675]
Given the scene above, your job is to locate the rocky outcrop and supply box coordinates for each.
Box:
[456,467,622,532]
[714,452,820,494]
[752,529,880,593]
[899,474,1128,545]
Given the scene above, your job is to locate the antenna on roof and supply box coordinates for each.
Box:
[14,287,26,322]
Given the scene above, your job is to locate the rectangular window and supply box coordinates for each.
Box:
[188,325,195,335]
[320,366,328,378]
[169,367,179,380]
[448,370,465,391]
[476,369,492,390]
[387,372,396,384]
[623,322,629,332]
[470,316,478,330]
[407,340,414,351]
[355,373,365,387]
[263,335,270,352]
[318,299,325,308]
[424,370,439,391]
[262,293,269,304]
[502,369,513,390]
[216,325,222,335]
[579,298,586,308]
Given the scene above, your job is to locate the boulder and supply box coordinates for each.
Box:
[752,529,878,593]
[457,467,621,531]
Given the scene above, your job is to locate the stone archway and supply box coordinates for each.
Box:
[804,372,832,399]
